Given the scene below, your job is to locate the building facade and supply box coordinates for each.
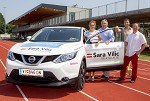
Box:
[9,3,90,38]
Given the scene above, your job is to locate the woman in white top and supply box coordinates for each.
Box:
[84,20,102,81]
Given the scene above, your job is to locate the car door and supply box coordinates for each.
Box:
[85,28,124,69]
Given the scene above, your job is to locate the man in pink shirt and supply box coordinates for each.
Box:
[118,23,147,83]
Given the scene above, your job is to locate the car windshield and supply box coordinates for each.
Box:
[30,28,81,42]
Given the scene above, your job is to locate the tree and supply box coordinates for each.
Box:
[6,24,15,34]
[0,12,5,34]
[0,12,15,34]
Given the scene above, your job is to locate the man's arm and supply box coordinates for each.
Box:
[105,30,115,45]
[136,43,147,55]
[125,41,128,47]
[115,26,121,33]
[136,34,147,55]
[97,34,102,41]
[95,34,102,47]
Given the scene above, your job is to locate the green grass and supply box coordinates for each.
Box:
[139,37,150,61]
[139,51,150,61]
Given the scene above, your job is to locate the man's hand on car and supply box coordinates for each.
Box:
[105,40,110,45]
[95,41,102,47]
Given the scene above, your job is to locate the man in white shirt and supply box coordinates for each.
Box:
[118,23,147,83]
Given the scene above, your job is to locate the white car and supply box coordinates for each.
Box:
[6,26,124,90]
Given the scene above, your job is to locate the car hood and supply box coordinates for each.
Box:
[10,41,83,55]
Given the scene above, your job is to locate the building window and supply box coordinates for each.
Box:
[69,12,75,21]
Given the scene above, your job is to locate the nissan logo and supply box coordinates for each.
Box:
[28,56,36,63]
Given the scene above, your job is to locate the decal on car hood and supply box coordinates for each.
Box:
[20,47,52,53]
[11,42,81,55]
[21,43,63,48]
[19,43,64,53]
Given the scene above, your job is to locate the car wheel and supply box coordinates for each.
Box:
[73,61,86,91]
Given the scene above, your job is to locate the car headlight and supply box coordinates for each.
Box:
[7,51,15,61]
[53,52,77,63]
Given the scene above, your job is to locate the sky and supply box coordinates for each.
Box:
[0,0,122,23]
[0,0,149,23]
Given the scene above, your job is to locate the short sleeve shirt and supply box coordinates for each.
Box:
[125,31,147,57]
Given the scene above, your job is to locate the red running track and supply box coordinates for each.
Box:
[0,39,150,101]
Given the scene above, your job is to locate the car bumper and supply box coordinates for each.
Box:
[6,59,80,86]
[6,69,78,86]
[6,58,80,81]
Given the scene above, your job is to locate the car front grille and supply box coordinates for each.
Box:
[23,55,43,64]
[14,53,23,62]
[42,55,59,63]
[13,53,59,64]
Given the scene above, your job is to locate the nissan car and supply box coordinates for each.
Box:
[6,26,124,90]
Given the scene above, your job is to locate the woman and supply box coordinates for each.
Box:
[84,20,102,81]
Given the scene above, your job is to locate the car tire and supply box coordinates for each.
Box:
[73,61,86,91]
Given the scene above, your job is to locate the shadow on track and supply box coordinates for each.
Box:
[0,79,78,100]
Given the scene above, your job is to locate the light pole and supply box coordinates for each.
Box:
[3,7,6,34]
[125,0,127,13]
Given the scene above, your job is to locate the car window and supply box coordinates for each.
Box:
[30,28,81,42]
[31,29,49,41]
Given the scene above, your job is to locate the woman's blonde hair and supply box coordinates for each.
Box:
[89,20,96,26]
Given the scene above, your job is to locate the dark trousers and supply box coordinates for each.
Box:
[120,54,138,81]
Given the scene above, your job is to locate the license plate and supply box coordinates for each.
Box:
[19,69,43,77]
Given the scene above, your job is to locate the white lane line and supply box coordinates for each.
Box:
[0,45,9,51]
[0,59,6,69]
[139,68,150,70]
[137,76,150,81]
[138,68,150,72]
[138,63,150,67]
[109,81,150,97]
[110,70,150,81]
[16,85,29,101]
[79,91,99,101]
[139,59,150,62]
[0,59,29,101]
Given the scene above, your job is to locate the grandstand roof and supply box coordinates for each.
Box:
[9,3,67,25]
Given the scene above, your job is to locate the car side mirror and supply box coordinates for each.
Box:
[26,36,31,41]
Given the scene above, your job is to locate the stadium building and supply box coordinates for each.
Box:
[9,0,150,46]
[9,3,91,38]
